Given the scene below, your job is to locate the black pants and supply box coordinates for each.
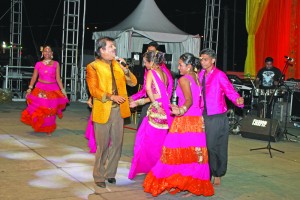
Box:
[137,103,150,129]
[203,113,229,178]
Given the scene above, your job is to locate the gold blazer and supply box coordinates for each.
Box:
[86,59,137,124]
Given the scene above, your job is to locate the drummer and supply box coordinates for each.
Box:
[255,57,282,89]
[255,57,282,118]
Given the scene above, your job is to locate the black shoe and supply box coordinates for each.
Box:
[107,178,116,184]
[96,182,106,188]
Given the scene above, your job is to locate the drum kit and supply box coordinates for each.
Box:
[232,74,287,118]
[253,88,285,97]
[252,88,286,119]
[228,83,253,134]
[227,73,300,136]
[228,75,287,134]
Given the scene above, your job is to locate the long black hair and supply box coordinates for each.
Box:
[180,52,201,72]
[143,50,165,66]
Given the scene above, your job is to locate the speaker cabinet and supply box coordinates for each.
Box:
[291,91,300,121]
[240,116,281,142]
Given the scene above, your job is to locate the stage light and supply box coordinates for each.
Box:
[2,41,7,48]
[2,41,7,53]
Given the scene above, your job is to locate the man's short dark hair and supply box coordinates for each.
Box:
[200,48,217,59]
[95,37,114,58]
[265,57,273,63]
[147,41,159,49]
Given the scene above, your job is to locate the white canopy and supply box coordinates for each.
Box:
[92,0,200,72]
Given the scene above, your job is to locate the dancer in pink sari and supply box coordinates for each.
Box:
[144,53,214,197]
[21,45,69,135]
[128,51,173,180]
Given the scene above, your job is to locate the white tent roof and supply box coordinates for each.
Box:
[92,0,200,71]
[93,0,199,43]
[106,0,186,35]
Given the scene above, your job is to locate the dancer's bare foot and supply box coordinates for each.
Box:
[182,192,194,198]
[160,188,175,196]
[161,190,168,195]
[213,177,221,185]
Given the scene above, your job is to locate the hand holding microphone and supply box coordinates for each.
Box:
[115,56,127,67]
[115,56,129,74]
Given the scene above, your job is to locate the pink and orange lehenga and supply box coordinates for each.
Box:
[128,70,173,180]
[21,61,69,134]
[143,75,214,197]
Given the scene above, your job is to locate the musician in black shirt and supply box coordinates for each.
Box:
[255,57,282,118]
[255,57,282,89]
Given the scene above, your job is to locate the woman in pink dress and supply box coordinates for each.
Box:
[21,45,69,135]
[144,53,214,197]
[128,51,173,179]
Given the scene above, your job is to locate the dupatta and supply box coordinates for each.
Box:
[147,70,172,129]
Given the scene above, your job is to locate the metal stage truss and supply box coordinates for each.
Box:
[4,0,23,99]
[3,0,220,102]
[61,0,80,102]
[203,0,221,56]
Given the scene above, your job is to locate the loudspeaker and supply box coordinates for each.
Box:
[291,91,300,121]
[240,116,281,142]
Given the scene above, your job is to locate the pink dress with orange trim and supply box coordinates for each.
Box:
[21,61,69,134]
[143,75,214,197]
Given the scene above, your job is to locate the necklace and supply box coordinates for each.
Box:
[43,60,52,65]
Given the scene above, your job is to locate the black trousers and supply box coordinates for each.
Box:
[203,113,229,178]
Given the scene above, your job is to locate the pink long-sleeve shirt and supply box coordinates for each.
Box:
[199,67,243,116]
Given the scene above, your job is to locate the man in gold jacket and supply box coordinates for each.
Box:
[86,37,137,188]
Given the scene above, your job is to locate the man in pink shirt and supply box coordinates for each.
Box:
[199,48,244,186]
[129,41,173,128]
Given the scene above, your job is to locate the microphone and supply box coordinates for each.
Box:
[115,56,127,67]
[284,56,294,62]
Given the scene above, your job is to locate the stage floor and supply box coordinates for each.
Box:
[0,102,300,200]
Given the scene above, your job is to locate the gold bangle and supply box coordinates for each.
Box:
[152,101,160,109]
[177,108,182,116]
[179,108,184,115]
[61,89,67,95]
[28,85,33,89]
[26,89,32,93]
[136,98,145,106]
[124,68,129,74]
